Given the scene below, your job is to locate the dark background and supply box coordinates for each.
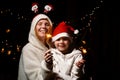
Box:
[0,0,120,80]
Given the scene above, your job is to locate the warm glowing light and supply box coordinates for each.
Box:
[46,34,52,38]
[6,29,11,33]
[82,48,87,54]
[82,40,86,44]
[7,50,11,55]
[1,48,4,53]
[16,45,20,52]
[79,46,87,54]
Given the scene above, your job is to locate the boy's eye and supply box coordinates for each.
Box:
[56,38,60,41]
[62,37,69,40]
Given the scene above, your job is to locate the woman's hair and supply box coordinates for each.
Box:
[45,19,53,48]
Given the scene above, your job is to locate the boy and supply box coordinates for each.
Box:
[41,21,85,80]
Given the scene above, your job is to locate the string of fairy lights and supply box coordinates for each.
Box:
[0,0,104,62]
[78,0,104,54]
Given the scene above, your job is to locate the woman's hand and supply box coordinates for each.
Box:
[44,49,53,64]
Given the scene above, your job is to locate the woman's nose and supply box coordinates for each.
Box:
[41,24,46,28]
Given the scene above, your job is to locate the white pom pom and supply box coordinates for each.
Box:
[44,5,52,11]
[31,5,38,11]
[31,2,39,13]
[44,4,53,13]
[74,29,79,34]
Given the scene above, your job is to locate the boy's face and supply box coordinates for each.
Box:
[54,37,71,54]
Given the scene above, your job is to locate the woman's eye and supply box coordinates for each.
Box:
[45,23,50,26]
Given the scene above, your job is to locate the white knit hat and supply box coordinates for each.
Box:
[32,14,52,27]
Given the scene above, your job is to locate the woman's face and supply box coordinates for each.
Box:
[35,19,51,39]
[54,37,71,54]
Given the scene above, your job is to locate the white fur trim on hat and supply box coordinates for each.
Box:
[52,32,70,42]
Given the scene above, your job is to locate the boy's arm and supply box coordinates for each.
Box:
[71,54,85,80]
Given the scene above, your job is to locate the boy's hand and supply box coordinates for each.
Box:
[76,59,85,68]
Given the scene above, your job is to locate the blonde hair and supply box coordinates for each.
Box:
[45,21,53,48]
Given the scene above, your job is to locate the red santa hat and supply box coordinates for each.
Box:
[52,21,78,42]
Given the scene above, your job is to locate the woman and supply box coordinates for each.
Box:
[18,14,53,80]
